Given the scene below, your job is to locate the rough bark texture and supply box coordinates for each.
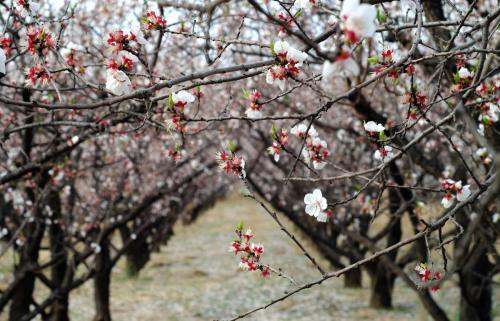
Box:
[93,239,112,321]
[47,191,70,321]
[458,246,493,321]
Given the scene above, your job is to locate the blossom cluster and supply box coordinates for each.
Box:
[15,0,39,18]
[266,40,308,90]
[26,65,50,86]
[244,89,263,119]
[340,0,377,44]
[403,90,428,121]
[164,90,196,132]
[322,0,378,80]
[452,67,474,92]
[440,179,471,208]
[107,52,137,72]
[293,0,316,12]
[216,148,246,178]
[1,36,12,56]
[142,11,167,31]
[230,224,269,277]
[27,27,55,57]
[107,28,147,53]
[267,127,289,162]
[364,121,393,162]
[370,49,415,80]
[291,123,329,170]
[414,263,442,292]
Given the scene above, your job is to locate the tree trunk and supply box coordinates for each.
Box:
[119,226,150,278]
[370,174,402,309]
[93,239,112,321]
[369,267,394,308]
[47,191,70,321]
[344,267,362,288]
[459,248,493,321]
[9,269,37,321]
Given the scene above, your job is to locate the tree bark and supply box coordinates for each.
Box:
[119,226,150,277]
[47,191,70,321]
[344,265,363,288]
[458,247,493,321]
[93,239,112,321]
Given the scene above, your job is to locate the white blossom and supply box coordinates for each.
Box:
[172,90,196,105]
[274,40,289,56]
[293,0,315,11]
[304,189,328,221]
[266,68,286,91]
[456,184,471,202]
[374,146,393,162]
[106,69,132,96]
[441,195,454,208]
[290,123,318,138]
[364,121,385,133]
[15,0,39,17]
[131,26,148,45]
[340,0,377,40]
[458,67,473,79]
[286,47,308,66]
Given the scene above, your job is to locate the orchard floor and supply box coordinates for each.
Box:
[3,194,499,321]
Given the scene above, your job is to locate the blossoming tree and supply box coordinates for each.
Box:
[0,1,498,321]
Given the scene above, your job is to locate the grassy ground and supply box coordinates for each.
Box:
[1,194,498,321]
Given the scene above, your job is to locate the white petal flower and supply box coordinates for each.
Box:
[291,123,318,138]
[131,26,148,45]
[441,195,454,208]
[374,146,393,162]
[266,68,274,84]
[486,103,499,122]
[274,40,290,56]
[266,68,286,90]
[458,67,473,79]
[293,0,315,11]
[316,211,328,222]
[456,185,471,202]
[364,121,385,133]
[119,50,139,63]
[15,0,39,17]
[172,90,196,105]
[287,47,308,66]
[106,69,132,96]
[340,0,377,39]
[304,189,328,221]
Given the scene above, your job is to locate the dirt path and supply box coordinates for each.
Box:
[61,195,496,320]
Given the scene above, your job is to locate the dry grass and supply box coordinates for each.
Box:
[0,194,498,321]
